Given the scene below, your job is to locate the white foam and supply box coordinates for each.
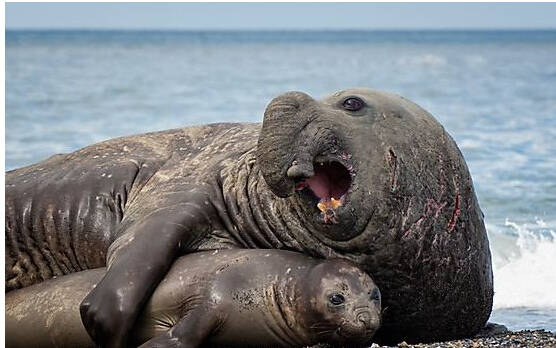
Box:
[492,219,556,309]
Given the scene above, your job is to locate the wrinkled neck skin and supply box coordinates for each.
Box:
[257,272,314,347]
[219,149,369,262]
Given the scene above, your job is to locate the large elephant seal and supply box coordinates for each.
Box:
[6,249,381,348]
[5,88,493,345]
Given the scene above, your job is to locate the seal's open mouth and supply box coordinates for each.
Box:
[294,160,352,223]
[295,161,351,200]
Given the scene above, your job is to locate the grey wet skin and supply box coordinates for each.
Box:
[6,249,382,348]
[5,88,493,345]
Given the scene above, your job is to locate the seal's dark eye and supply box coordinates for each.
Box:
[342,97,365,111]
[370,288,381,302]
[329,294,345,305]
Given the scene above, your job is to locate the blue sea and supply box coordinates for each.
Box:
[6,30,556,333]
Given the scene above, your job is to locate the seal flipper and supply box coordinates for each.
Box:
[139,307,220,348]
[80,187,217,348]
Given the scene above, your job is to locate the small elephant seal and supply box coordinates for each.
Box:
[6,88,492,345]
[6,249,382,348]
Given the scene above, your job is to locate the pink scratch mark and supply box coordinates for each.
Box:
[426,199,447,219]
[402,216,425,239]
[447,194,461,232]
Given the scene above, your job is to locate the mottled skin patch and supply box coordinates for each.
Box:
[5,88,493,345]
[6,250,381,348]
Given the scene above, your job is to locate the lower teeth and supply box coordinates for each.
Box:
[317,197,342,212]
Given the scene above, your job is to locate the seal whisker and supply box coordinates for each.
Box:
[313,328,336,334]
[314,329,337,337]
[310,323,337,331]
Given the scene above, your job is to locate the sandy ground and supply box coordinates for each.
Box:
[371,330,556,348]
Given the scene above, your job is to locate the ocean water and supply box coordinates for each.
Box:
[6,30,556,333]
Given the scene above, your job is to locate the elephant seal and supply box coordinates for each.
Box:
[5,88,493,345]
[6,249,382,348]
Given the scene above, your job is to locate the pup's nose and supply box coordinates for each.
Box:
[357,311,371,327]
[356,311,379,330]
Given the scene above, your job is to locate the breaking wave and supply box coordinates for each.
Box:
[490,219,556,309]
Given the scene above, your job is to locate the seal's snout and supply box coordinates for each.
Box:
[357,310,380,331]
[357,311,371,327]
[287,162,314,181]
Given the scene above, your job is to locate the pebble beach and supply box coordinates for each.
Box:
[378,330,556,348]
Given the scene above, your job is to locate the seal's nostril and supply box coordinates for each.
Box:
[356,311,372,329]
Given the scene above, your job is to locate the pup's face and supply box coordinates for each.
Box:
[303,259,382,345]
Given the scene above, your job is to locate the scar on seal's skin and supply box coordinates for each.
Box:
[447,193,461,232]
[388,148,398,192]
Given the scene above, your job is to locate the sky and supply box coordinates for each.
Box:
[6,3,556,30]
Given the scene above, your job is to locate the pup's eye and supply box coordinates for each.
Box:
[370,288,381,302]
[342,97,365,111]
[329,294,345,305]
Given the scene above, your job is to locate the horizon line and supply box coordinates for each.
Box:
[7,27,556,32]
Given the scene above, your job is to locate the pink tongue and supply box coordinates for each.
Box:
[306,171,331,199]
[294,161,351,200]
